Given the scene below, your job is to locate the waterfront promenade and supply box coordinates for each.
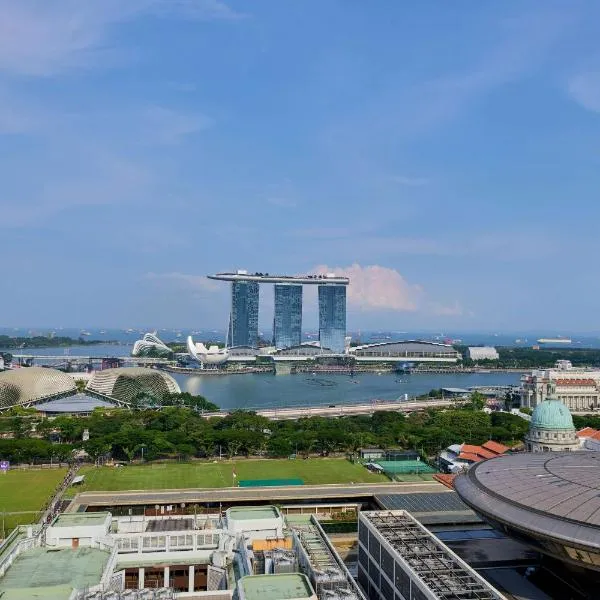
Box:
[203,398,456,420]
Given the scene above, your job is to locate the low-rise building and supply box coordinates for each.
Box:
[349,341,461,363]
[438,441,509,473]
[576,427,600,451]
[237,573,317,600]
[520,361,600,411]
[225,506,285,541]
[359,448,385,461]
[290,515,365,600]
[467,347,499,361]
[357,510,505,600]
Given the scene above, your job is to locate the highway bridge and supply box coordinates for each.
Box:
[12,354,175,367]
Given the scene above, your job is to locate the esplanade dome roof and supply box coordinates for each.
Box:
[531,396,574,430]
[0,367,77,408]
[86,367,180,403]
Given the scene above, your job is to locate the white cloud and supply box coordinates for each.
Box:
[568,72,600,113]
[313,263,423,312]
[144,105,212,144]
[0,0,243,76]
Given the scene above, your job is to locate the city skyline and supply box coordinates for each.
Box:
[212,271,348,351]
[2,2,600,330]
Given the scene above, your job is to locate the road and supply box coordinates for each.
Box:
[68,481,447,511]
[203,398,456,420]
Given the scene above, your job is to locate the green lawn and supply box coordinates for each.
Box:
[75,459,388,492]
[0,468,67,533]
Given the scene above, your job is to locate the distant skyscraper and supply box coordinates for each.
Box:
[318,285,346,353]
[228,281,259,347]
[273,284,302,349]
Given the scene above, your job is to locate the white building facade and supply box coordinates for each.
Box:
[520,361,600,412]
[467,347,499,361]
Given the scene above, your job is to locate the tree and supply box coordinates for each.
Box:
[467,391,486,411]
[161,393,219,412]
[74,379,87,393]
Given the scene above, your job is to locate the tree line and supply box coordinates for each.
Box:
[0,395,529,464]
[457,346,600,369]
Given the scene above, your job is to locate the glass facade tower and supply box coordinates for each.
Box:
[228,281,259,348]
[273,284,302,349]
[318,285,346,353]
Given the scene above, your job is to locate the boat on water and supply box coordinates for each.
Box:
[537,338,572,344]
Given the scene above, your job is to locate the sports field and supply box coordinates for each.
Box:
[0,468,67,532]
[75,458,388,492]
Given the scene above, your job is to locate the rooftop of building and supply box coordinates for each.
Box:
[227,506,281,521]
[0,367,77,409]
[530,396,574,430]
[350,339,458,352]
[34,394,115,414]
[361,510,504,600]
[555,378,597,385]
[443,440,510,465]
[238,573,315,600]
[208,272,349,285]
[454,452,600,550]
[50,512,110,528]
[0,546,110,600]
[375,491,469,514]
[577,427,600,440]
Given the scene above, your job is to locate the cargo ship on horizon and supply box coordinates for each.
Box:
[537,337,572,344]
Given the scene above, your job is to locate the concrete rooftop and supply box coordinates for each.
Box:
[0,546,110,600]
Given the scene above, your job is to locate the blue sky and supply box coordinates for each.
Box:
[2,0,600,332]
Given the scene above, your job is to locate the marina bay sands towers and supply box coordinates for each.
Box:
[207,271,349,353]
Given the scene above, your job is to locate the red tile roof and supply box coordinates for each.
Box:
[458,452,483,463]
[433,474,456,489]
[460,444,495,460]
[556,378,596,386]
[482,440,510,455]
[577,427,597,438]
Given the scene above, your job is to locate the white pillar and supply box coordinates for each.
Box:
[188,565,195,593]
[164,566,170,588]
[138,567,145,589]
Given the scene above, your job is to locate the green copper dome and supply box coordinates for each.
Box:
[531,397,574,430]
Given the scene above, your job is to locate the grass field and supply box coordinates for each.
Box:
[74,459,388,492]
[0,468,67,533]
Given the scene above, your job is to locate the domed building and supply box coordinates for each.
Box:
[86,367,180,404]
[187,336,229,366]
[0,367,77,409]
[131,332,172,357]
[525,385,579,452]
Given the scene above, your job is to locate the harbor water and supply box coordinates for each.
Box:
[5,343,521,410]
